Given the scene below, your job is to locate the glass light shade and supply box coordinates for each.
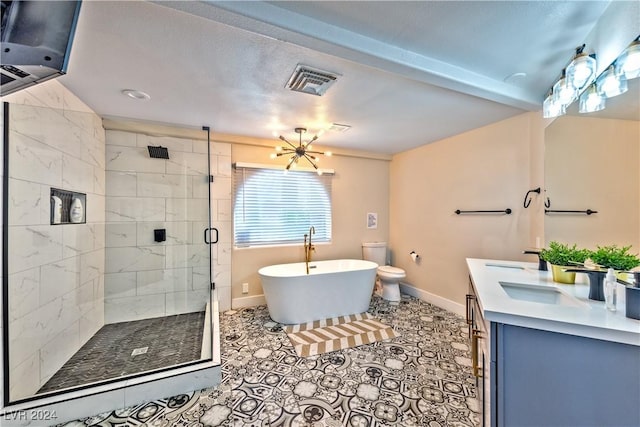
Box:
[566,53,597,90]
[543,93,566,118]
[617,42,640,80]
[552,77,576,105]
[598,66,628,98]
[579,85,605,113]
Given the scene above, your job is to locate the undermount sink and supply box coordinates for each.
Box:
[499,281,587,308]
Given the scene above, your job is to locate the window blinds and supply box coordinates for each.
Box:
[233,165,333,247]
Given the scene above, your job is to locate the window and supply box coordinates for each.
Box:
[233,164,333,247]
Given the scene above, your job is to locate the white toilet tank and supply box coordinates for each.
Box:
[362,242,387,266]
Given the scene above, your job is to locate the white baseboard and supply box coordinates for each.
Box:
[399,282,465,316]
[232,288,464,316]
[232,294,266,309]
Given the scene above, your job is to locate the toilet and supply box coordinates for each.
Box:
[362,242,405,302]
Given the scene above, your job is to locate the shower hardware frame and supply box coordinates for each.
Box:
[2,102,10,406]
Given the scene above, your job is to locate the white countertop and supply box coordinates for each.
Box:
[467,258,640,346]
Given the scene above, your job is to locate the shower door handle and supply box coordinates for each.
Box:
[204,227,219,244]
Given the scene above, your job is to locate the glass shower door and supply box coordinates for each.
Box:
[3,102,214,403]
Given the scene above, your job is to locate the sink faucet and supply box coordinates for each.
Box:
[304,226,315,274]
[523,249,547,271]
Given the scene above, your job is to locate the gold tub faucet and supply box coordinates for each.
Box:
[304,226,315,274]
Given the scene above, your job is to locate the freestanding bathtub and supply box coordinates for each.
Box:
[258,259,378,324]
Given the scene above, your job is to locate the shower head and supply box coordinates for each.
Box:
[147,145,169,159]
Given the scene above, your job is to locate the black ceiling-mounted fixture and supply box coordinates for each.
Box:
[0,0,82,95]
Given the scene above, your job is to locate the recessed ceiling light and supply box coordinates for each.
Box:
[503,72,527,83]
[121,89,151,100]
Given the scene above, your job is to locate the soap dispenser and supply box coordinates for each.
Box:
[604,268,617,312]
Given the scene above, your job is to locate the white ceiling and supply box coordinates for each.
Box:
[59,0,615,154]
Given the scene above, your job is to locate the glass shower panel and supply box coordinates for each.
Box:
[3,102,213,403]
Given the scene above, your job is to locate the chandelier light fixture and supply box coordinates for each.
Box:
[270,127,332,174]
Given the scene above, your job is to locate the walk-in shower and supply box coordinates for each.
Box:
[2,102,220,404]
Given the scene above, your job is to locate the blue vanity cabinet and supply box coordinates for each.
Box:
[493,323,640,427]
[468,273,640,427]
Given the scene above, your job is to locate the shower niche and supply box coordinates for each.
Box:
[50,188,86,224]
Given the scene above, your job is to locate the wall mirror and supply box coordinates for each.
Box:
[545,42,640,251]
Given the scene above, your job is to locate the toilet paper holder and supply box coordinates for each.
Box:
[410,251,420,262]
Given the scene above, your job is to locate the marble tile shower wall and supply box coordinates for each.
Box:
[5,103,106,401]
[104,130,232,324]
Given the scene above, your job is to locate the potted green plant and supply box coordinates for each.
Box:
[539,241,589,284]
[581,245,640,302]
[588,245,640,272]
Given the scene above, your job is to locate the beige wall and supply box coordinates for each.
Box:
[231,143,390,300]
[389,112,545,306]
[545,116,640,250]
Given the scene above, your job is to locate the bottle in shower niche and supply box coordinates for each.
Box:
[70,197,84,223]
[604,268,617,312]
[51,195,62,224]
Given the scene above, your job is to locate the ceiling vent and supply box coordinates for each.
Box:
[329,123,351,132]
[286,64,340,96]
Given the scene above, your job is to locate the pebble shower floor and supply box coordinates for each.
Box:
[62,294,480,426]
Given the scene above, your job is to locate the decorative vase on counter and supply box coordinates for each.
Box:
[624,271,640,320]
[550,265,576,284]
[625,286,640,320]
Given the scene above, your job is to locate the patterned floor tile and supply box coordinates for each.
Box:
[41,312,205,394]
[61,294,479,426]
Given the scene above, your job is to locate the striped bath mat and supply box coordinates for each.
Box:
[283,313,398,357]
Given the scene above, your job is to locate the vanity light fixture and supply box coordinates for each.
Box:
[566,45,597,90]
[543,89,566,118]
[616,38,640,80]
[552,70,577,106]
[597,65,628,98]
[542,36,639,117]
[270,127,332,174]
[578,84,605,113]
